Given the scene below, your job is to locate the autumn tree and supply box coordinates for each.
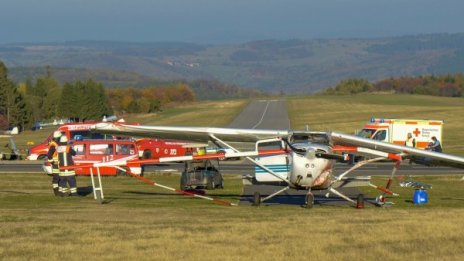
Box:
[0,61,33,131]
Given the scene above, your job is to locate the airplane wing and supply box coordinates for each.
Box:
[329,131,464,168]
[92,122,293,143]
[91,122,464,168]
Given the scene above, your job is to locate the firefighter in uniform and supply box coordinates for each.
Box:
[57,136,78,196]
[47,131,62,196]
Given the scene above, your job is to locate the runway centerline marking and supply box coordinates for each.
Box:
[252,100,271,129]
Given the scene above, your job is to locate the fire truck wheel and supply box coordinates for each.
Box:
[116,167,129,176]
[142,150,152,159]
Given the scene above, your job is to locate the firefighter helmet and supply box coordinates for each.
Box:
[53,131,62,139]
[59,136,68,143]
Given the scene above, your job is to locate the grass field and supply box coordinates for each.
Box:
[1,172,464,260]
[2,94,464,260]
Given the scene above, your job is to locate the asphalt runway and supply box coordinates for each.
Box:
[227,99,290,129]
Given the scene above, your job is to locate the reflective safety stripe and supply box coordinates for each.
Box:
[52,184,59,188]
[59,171,75,176]
[70,188,77,193]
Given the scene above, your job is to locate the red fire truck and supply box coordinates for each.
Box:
[27,122,189,160]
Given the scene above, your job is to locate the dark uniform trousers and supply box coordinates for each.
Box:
[57,144,77,196]
[59,171,77,195]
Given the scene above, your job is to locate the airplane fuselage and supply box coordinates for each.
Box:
[288,143,334,190]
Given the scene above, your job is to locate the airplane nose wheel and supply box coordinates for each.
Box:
[253,192,261,206]
[305,192,314,209]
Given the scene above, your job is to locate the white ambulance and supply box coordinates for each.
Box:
[357,118,443,149]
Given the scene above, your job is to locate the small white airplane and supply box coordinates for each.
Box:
[90,122,464,207]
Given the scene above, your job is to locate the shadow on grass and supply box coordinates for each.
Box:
[77,186,95,197]
[123,190,240,198]
[0,190,31,194]
[440,197,464,201]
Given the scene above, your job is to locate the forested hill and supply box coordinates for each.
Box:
[2,33,464,93]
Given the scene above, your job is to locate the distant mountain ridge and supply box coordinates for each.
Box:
[2,33,464,93]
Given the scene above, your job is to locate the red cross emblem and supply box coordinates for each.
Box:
[413,128,421,137]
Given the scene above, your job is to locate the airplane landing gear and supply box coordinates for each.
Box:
[356,194,364,209]
[253,192,261,206]
[304,192,314,208]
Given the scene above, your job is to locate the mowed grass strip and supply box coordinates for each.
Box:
[1,172,464,260]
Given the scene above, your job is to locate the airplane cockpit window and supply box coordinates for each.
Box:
[373,130,387,141]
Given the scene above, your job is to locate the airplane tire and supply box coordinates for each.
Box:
[356,194,365,209]
[305,193,314,209]
[253,192,261,206]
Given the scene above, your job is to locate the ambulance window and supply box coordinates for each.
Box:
[357,129,376,138]
[373,130,387,141]
[73,144,85,155]
[116,144,134,155]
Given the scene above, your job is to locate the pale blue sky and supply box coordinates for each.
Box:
[1,0,463,44]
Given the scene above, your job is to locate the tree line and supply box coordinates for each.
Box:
[323,74,464,97]
[0,61,196,131]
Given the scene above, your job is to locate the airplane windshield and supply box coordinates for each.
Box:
[357,129,376,138]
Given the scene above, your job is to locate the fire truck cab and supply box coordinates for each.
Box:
[27,122,111,160]
[43,139,142,176]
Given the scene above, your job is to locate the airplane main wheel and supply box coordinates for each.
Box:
[356,194,365,209]
[253,192,261,206]
[305,192,314,209]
